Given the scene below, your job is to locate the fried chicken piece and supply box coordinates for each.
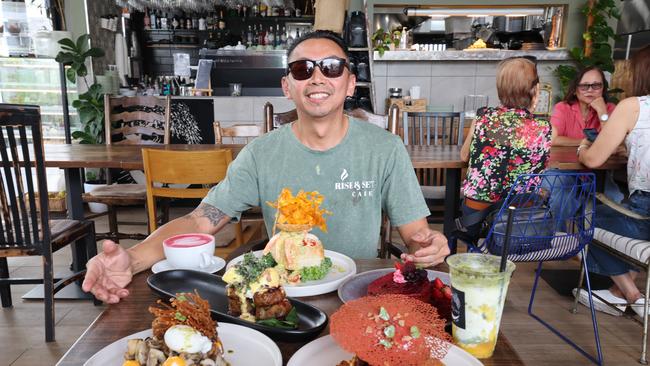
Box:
[255,298,293,320]
[253,287,287,307]
[226,286,253,317]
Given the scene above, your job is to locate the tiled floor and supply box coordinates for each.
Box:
[1,207,649,365]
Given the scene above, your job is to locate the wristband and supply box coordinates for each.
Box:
[577,144,588,156]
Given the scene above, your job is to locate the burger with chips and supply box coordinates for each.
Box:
[264,188,333,284]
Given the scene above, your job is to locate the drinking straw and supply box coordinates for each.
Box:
[500,206,516,272]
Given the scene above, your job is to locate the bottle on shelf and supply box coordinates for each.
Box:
[258,25,266,46]
[259,1,268,17]
[155,12,162,29]
[246,25,253,47]
[171,15,179,30]
[252,4,259,17]
[160,14,167,29]
[278,25,286,48]
[252,25,259,46]
[266,25,274,47]
[286,27,294,48]
[198,14,206,30]
[218,9,226,30]
[144,8,151,29]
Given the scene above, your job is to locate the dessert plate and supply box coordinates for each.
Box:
[84,323,282,366]
[338,268,450,303]
[147,270,328,342]
[227,250,356,297]
[287,335,483,366]
[151,256,225,274]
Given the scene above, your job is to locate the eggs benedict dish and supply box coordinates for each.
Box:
[223,253,294,323]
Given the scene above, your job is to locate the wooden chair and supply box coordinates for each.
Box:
[264,102,298,131]
[213,121,265,144]
[401,111,463,221]
[142,148,255,258]
[83,95,171,242]
[0,104,97,342]
[213,121,266,245]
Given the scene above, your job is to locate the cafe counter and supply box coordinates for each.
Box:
[371,49,573,114]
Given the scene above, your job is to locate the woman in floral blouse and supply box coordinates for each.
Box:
[459,57,552,239]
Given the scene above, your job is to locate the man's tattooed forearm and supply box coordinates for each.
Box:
[190,203,228,226]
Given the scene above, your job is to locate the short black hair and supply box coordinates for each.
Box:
[286,30,350,61]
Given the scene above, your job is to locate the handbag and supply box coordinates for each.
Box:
[485,206,555,256]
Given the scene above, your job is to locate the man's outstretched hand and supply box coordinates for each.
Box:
[401,228,450,267]
[82,240,133,304]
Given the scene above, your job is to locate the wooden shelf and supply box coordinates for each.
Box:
[146,44,198,48]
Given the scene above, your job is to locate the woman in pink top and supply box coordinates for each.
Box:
[551,66,616,146]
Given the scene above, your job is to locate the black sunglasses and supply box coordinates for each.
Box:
[286,57,348,80]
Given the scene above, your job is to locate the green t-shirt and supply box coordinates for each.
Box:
[202,118,430,258]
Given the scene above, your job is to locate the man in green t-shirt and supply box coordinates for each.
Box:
[82,30,449,304]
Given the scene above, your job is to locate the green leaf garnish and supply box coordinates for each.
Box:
[379,339,392,348]
[285,307,298,324]
[256,308,299,329]
[174,311,187,322]
[379,307,390,321]
[384,325,395,338]
[177,295,187,302]
[410,326,420,339]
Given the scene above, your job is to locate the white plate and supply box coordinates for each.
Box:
[227,250,357,297]
[287,335,483,366]
[151,256,226,274]
[84,322,282,366]
[338,268,450,303]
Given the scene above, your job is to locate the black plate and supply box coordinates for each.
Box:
[147,270,328,343]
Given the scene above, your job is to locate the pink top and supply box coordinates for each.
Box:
[550,101,616,139]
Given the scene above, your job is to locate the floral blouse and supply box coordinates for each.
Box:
[462,107,552,203]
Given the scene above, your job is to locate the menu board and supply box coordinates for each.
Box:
[194,59,213,90]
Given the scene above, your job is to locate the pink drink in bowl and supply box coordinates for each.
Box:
[163,233,215,269]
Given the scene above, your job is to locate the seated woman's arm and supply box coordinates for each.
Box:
[579,97,639,168]
[460,119,476,162]
[552,127,583,146]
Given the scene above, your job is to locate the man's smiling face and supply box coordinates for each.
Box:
[281,38,356,121]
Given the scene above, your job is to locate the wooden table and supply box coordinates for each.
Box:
[40,143,627,279]
[56,259,524,366]
[36,144,244,299]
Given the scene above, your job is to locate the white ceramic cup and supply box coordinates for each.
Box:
[163,233,216,270]
[409,85,421,99]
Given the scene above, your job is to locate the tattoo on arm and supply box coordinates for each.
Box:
[189,203,228,227]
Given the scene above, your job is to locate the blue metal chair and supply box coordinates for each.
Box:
[474,172,603,365]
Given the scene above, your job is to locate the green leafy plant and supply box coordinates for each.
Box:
[553,0,620,100]
[372,28,401,57]
[55,34,106,144]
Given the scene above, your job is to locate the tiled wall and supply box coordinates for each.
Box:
[373,60,570,113]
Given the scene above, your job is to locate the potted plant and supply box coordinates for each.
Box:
[55,34,108,212]
[372,28,401,57]
[554,0,621,101]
